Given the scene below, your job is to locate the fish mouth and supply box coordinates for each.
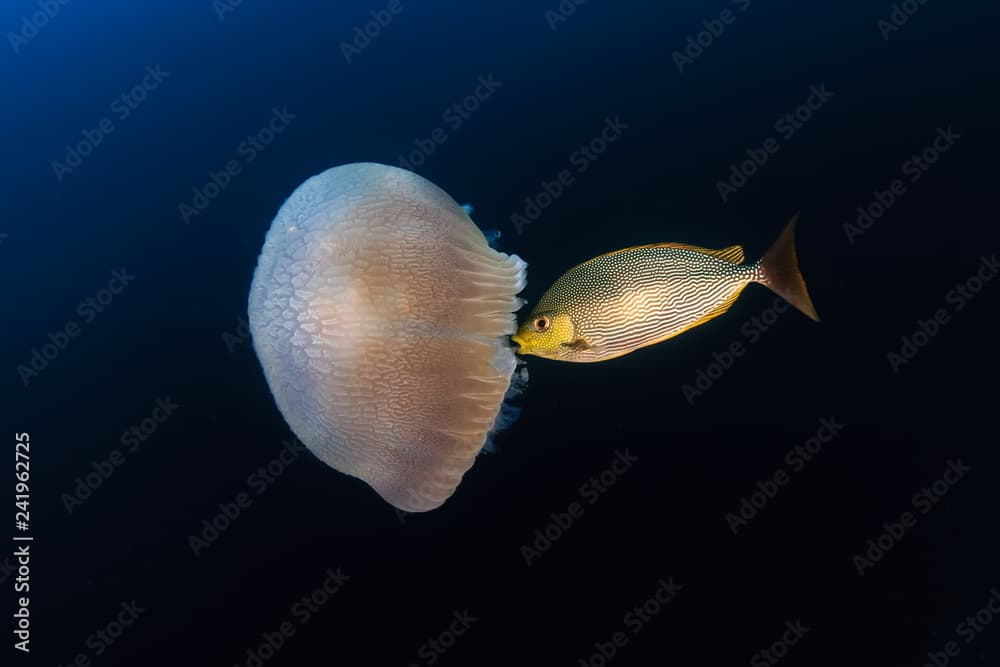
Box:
[510,333,528,354]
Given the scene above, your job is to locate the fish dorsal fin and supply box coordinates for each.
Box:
[563,242,745,278]
[656,243,745,264]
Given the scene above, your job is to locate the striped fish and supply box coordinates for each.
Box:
[511,215,819,362]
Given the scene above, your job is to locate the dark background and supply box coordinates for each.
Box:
[3,0,999,665]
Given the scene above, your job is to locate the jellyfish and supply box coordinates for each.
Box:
[248,163,527,512]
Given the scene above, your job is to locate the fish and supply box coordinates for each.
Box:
[511,215,819,362]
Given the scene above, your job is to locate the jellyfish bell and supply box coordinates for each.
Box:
[248,162,527,512]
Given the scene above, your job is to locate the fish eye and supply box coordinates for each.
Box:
[533,316,551,332]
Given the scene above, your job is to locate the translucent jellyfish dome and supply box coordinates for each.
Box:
[248,163,527,512]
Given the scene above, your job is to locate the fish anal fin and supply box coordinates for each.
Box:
[599,286,747,361]
[669,285,747,339]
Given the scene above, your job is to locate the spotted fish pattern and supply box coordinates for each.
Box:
[513,216,818,363]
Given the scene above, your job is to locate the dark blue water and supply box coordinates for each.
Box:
[3,1,999,665]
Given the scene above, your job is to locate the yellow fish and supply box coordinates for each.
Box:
[512,215,819,362]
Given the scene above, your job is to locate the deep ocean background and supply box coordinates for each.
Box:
[3,1,999,665]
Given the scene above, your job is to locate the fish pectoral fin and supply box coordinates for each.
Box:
[560,338,593,351]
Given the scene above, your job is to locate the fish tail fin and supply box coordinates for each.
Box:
[754,213,820,322]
